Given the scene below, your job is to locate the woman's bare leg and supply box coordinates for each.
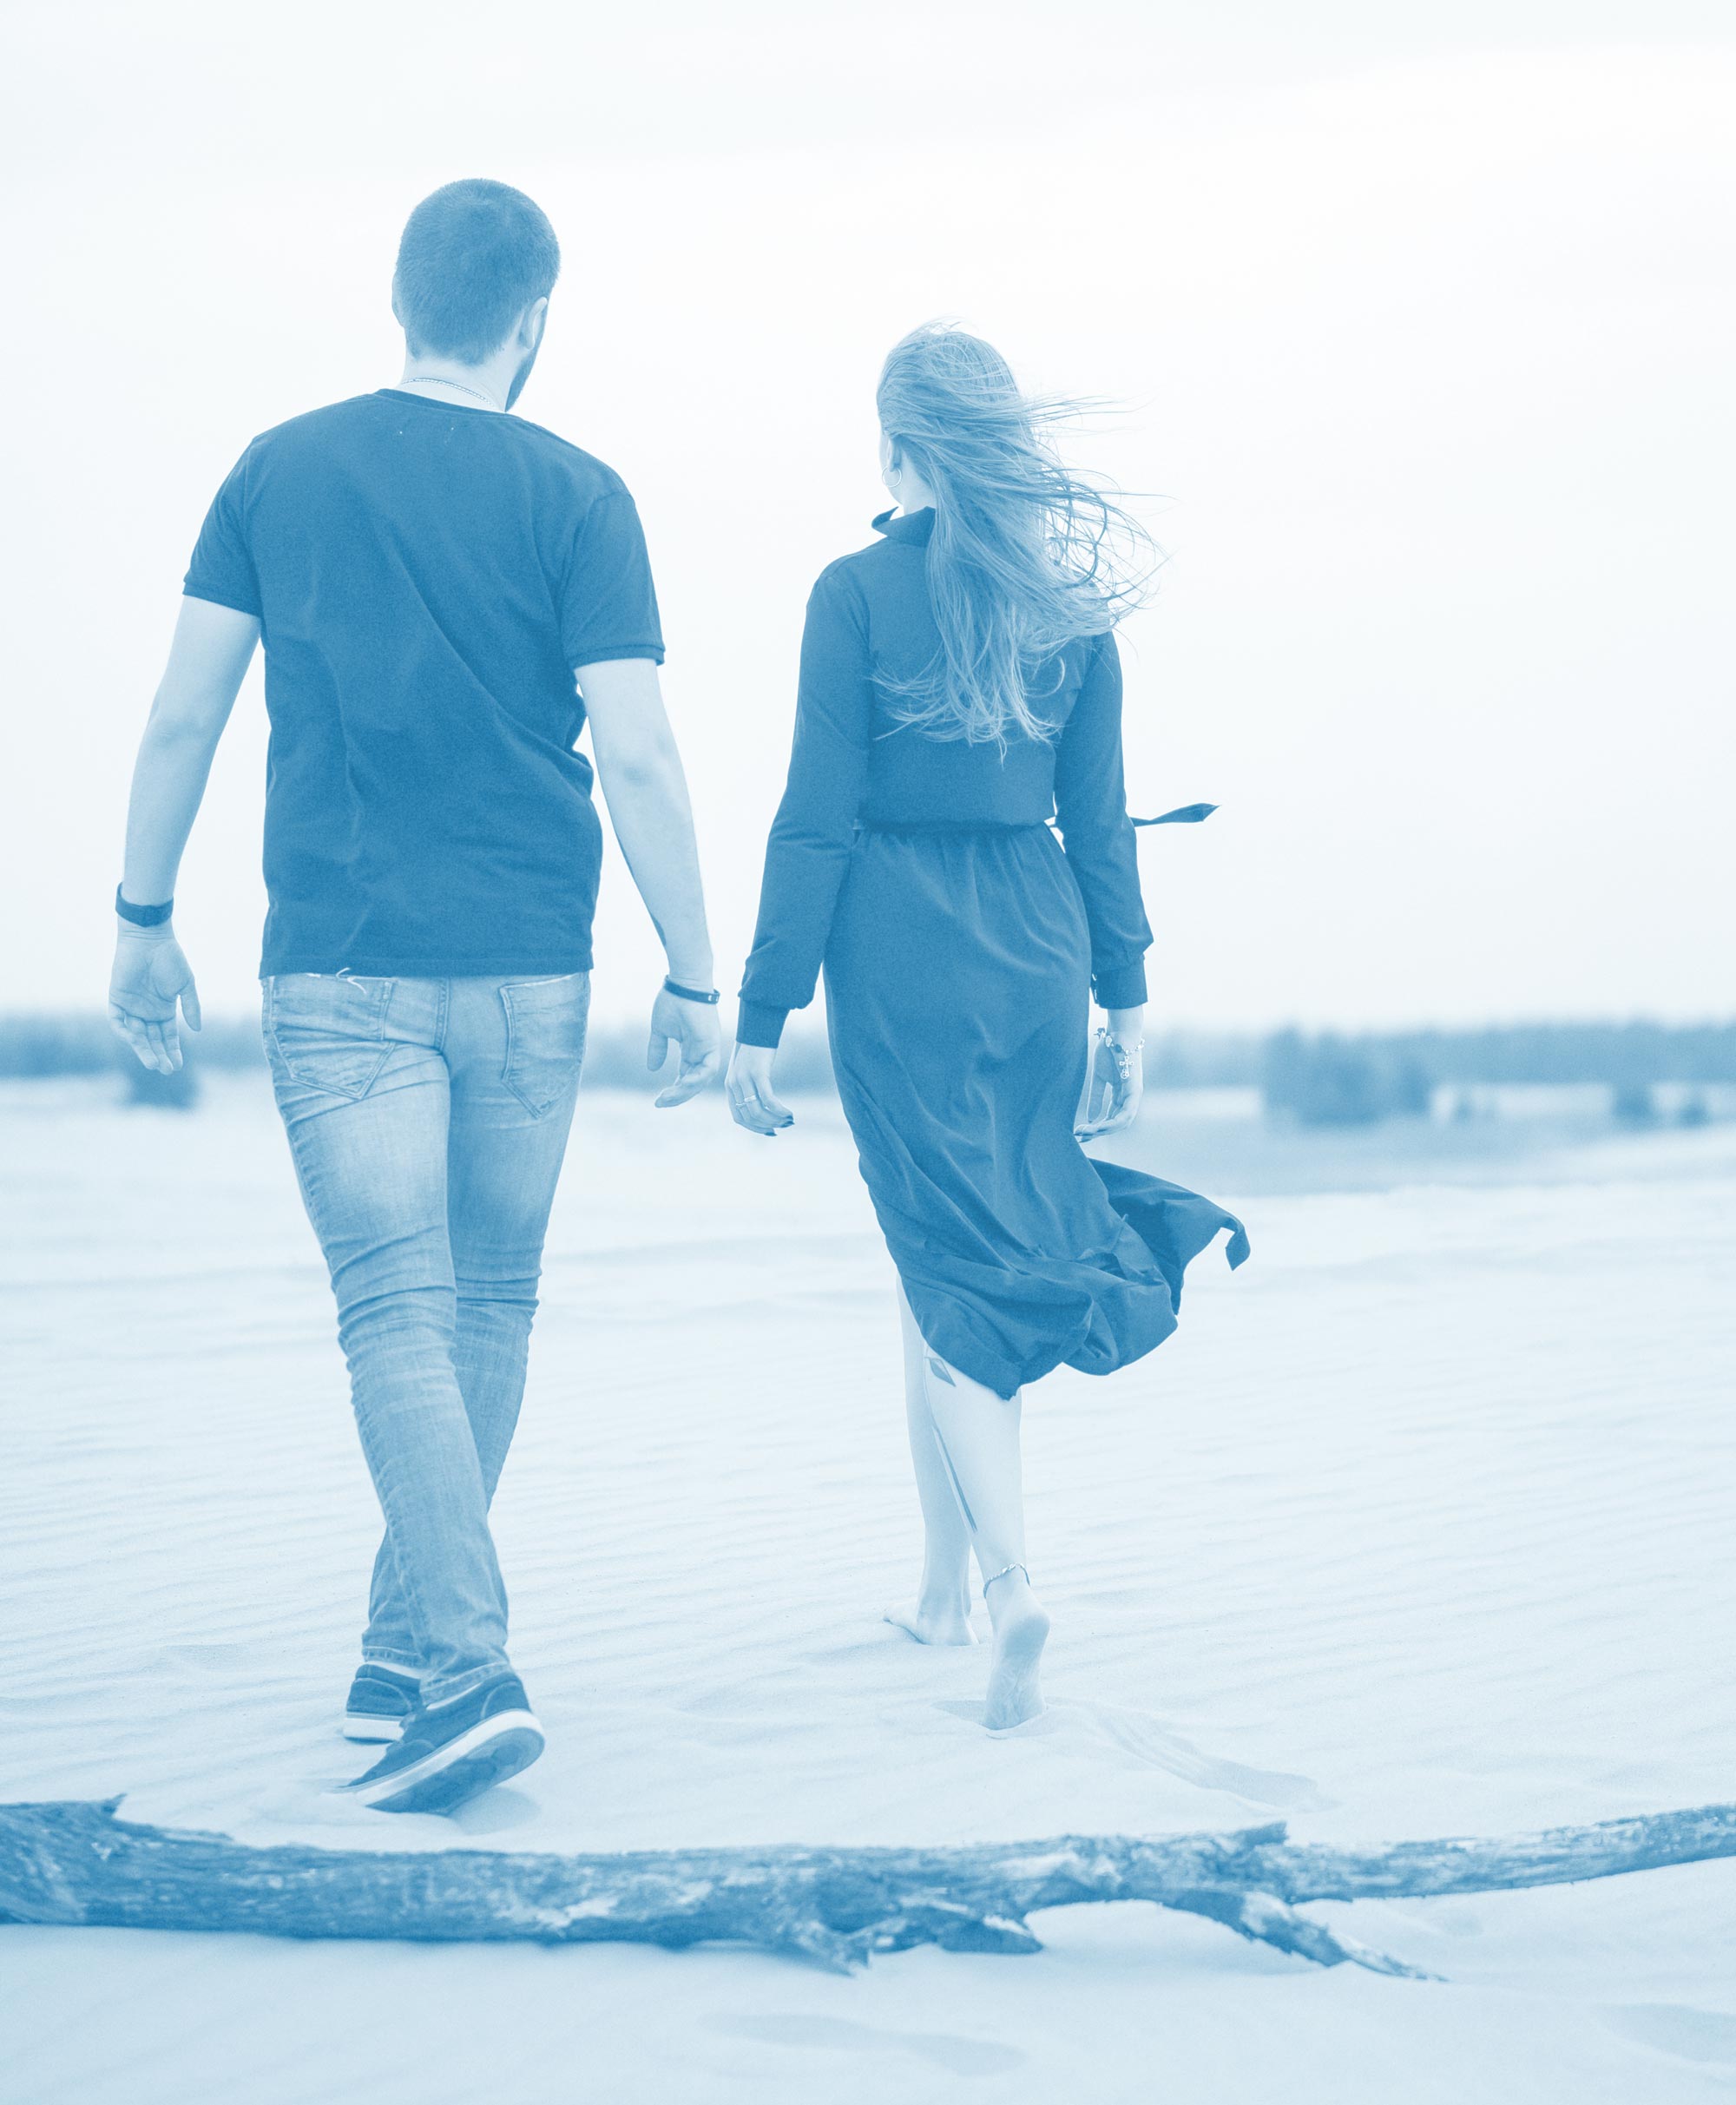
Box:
[902,1293,1050,1728]
[884,1285,976,1645]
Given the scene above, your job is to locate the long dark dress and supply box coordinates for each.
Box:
[738,508,1247,1398]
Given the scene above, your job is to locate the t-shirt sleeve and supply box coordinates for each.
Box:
[183,451,263,617]
[562,490,665,668]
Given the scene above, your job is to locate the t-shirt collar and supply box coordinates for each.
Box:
[377,387,498,416]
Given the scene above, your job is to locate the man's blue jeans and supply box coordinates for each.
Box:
[263,970,588,1706]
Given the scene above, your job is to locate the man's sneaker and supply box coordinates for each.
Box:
[340,1673,543,1815]
[341,1664,422,1743]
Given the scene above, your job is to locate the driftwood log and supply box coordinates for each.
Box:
[3,1799,1733,1977]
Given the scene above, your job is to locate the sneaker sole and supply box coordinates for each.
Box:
[345,1710,545,1814]
[341,1712,405,1743]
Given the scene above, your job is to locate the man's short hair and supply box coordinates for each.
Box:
[393,180,561,364]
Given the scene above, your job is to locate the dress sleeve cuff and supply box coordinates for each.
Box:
[1093,962,1148,1010]
[734,1001,789,1049]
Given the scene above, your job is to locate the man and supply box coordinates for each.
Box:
[108,180,720,1814]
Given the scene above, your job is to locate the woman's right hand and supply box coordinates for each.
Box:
[1075,1014,1145,1140]
[727,1043,795,1136]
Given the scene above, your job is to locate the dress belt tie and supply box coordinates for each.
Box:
[1131,802,1217,826]
[858,803,1218,835]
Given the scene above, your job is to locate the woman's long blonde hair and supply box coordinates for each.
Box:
[876,324,1157,746]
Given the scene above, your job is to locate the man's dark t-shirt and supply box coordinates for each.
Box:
[184,388,664,978]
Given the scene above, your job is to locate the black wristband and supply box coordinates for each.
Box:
[115,885,174,928]
[663,977,720,1005]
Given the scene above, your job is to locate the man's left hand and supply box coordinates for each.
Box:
[108,928,201,1073]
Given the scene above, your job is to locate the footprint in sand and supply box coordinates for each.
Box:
[803,1627,976,1667]
[447,1786,542,1835]
[924,1697,1061,1738]
[1063,1697,1332,1811]
[234,1778,457,1839]
[882,1696,1326,1799]
[923,1695,1327,1811]
[705,2014,1024,2078]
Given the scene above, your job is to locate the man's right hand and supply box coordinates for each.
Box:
[647,984,720,1108]
[108,926,202,1074]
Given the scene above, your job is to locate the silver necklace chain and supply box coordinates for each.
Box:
[401,375,499,408]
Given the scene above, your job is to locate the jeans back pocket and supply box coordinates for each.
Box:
[498,973,589,1117]
[265,975,395,1101]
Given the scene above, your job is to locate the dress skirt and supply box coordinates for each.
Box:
[824,823,1249,1399]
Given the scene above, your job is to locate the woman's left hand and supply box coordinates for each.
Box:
[727,1043,795,1136]
[1075,1023,1144,1140]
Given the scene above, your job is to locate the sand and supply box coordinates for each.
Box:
[3,1072,1733,2102]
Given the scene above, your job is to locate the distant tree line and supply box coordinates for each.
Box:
[1259,1023,1736,1128]
[0,1013,842,1101]
[0,1014,269,1079]
[4,1014,1733,1123]
[1335,1021,1736,1087]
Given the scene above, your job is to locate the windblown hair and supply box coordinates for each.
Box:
[393,180,561,364]
[876,324,1158,746]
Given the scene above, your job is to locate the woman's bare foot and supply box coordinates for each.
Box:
[983,1569,1049,1729]
[884,1591,976,1645]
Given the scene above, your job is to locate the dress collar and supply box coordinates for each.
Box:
[872,506,935,545]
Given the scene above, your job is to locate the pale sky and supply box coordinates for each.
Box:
[2,2,1732,1030]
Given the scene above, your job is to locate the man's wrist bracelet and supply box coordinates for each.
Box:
[115,885,174,928]
[663,976,720,1005]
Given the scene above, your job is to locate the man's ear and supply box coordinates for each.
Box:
[521,297,549,349]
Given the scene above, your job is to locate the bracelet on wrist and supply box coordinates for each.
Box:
[1096,1025,1144,1082]
[115,885,174,928]
[663,976,720,1005]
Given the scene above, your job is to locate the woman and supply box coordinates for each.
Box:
[727,326,1247,1730]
